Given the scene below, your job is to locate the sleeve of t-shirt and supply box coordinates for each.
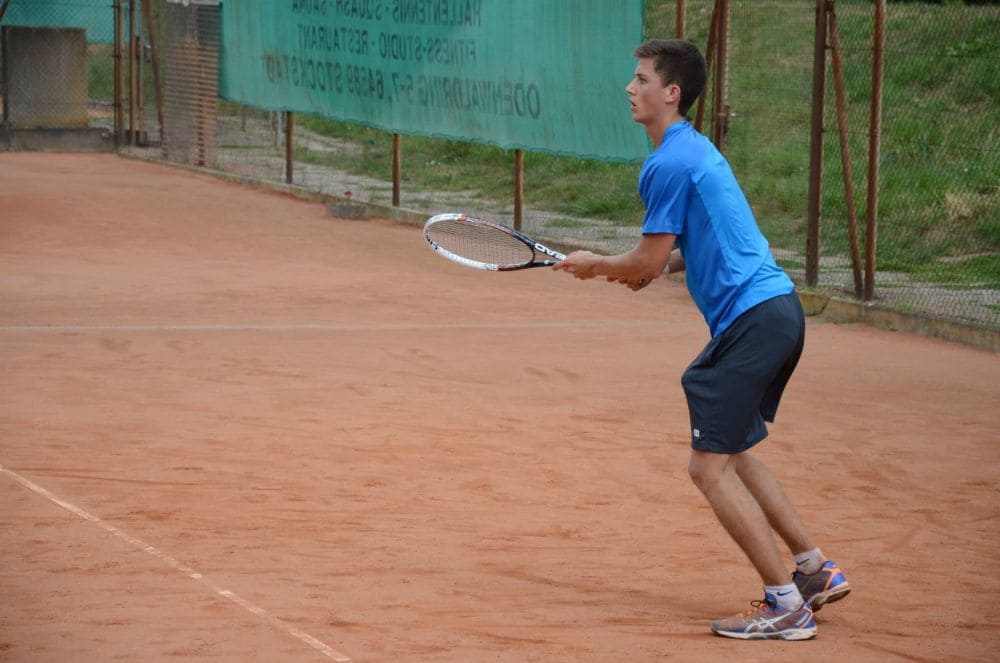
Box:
[640,159,689,236]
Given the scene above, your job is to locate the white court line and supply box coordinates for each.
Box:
[0,320,672,333]
[0,464,351,662]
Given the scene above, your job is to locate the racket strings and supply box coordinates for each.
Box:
[426,218,534,267]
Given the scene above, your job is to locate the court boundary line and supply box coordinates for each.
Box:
[0,464,352,662]
[0,321,676,333]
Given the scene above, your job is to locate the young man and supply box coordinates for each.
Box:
[553,39,850,640]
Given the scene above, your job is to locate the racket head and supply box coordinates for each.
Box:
[423,213,564,271]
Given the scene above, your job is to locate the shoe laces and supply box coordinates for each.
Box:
[739,597,777,620]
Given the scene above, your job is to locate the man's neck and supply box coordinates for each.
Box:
[647,114,686,147]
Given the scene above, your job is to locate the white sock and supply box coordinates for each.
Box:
[765,584,804,611]
[794,548,825,575]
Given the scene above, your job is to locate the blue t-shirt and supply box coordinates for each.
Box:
[639,121,794,337]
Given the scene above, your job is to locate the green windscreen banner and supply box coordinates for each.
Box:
[219,1,650,162]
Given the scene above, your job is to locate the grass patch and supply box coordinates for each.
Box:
[544,218,593,230]
[776,258,807,271]
[921,254,1000,287]
[87,44,114,100]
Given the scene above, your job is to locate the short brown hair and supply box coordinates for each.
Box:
[633,39,707,116]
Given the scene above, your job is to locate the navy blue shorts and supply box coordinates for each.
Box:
[681,293,805,454]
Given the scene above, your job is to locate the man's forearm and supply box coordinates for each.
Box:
[597,249,667,281]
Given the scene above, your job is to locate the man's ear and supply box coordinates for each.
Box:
[662,83,681,107]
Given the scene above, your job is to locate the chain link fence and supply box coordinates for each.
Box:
[689,0,998,330]
[797,1,997,329]
[4,0,997,334]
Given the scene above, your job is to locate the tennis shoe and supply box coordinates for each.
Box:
[793,560,851,611]
[711,593,816,640]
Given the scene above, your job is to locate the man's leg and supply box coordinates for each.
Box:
[733,450,852,611]
[687,449,788,585]
[731,451,815,555]
[691,448,818,640]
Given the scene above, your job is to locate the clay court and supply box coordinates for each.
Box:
[1,152,997,661]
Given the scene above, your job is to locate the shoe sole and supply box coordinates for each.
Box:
[808,584,851,612]
[712,627,817,641]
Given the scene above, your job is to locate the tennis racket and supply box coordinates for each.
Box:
[423,213,566,271]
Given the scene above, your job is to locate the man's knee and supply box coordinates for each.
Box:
[688,450,731,494]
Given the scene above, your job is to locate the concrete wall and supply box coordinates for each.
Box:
[3,26,88,129]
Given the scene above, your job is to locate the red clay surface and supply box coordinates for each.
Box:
[1,152,998,662]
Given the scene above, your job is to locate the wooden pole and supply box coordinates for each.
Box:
[514,149,524,231]
[675,0,685,39]
[805,0,829,287]
[392,133,401,207]
[828,5,863,298]
[865,0,885,301]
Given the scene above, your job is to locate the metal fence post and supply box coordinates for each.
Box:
[113,0,123,148]
[128,0,137,146]
[514,149,524,231]
[710,0,730,151]
[806,0,830,288]
[392,133,401,207]
[828,4,864,298]
[285,111,293,184]
[865,0,886,302]
[140,0,163,144]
